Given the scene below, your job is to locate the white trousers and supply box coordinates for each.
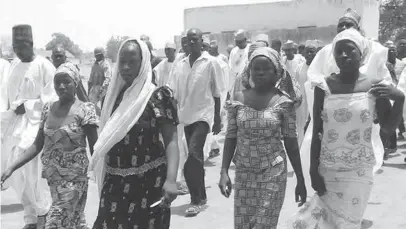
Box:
[176,124,188,183]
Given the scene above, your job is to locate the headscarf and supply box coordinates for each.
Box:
[248,47,302,107]
[55,62,80,85]
[305,40,318,49]
[331,28,369,66]
[240,41,269,89]
[90,38,156,193]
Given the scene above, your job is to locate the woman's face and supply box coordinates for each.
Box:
[54,73,76,101]
[334,40,362,73]
[119,42,142,85]
[250,56,278,88]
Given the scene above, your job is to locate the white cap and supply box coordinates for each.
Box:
[165,42,176,50]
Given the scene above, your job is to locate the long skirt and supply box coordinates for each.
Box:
[288,166,374,229]
[234,160,287,229]
[92,163,170,229]
[45,179,88,229]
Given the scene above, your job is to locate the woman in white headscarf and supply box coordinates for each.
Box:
[289,28,404,229]
[90,38,179,229]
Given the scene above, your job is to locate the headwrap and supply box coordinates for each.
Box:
[12,24,33,44]
[55,62,80,85]
[305,40,318,49]
[94,47,105,56]
[210,40,218,46]
[235,29,247,41]
[338,8,361,27]
[90,38,156,194]
[331,28,368,65]
[255,34,269,45]
[247,47,302,107]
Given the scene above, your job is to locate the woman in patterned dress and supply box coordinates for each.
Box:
[1,63,99,229]
[219,47,307,229]
[289,28,404,229]
[90,38,179,229]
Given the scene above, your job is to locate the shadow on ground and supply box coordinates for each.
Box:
[361,219,373,229]
[383,163,406,170]
[1,203,23,214]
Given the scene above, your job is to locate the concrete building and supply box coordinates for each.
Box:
[179,0,380,53]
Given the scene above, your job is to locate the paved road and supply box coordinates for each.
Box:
[2,144,406,229]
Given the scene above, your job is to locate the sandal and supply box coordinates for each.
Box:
[22,224,37,229]
[185,205,201,217]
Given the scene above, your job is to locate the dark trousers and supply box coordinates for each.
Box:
[380,130,397,150]
[399,117,405,134]
[183,121,209,205]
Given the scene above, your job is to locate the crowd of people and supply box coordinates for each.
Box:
[0,7,406,229]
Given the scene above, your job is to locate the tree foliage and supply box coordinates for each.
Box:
[45,33,83,58]
[106,36,129,62]
[379,0,406,42]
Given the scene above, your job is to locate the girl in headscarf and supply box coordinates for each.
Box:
[1,62,99,229]
[219,47,307,229]
[289,28,404,229]
[90,38,179,229]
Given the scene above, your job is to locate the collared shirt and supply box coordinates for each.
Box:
[171,52,223,128]
[88,59,112,100]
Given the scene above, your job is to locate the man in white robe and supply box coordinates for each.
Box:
[2,25,55,229]
[206,40,230,159]
[282,40,305,75]
[228,29,250,95]
[153,42,176,87]
[293,40,318,147]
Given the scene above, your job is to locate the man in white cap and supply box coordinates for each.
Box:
[205,40,230,159]
[153,41,177,87]
[2,24,54,229]
[202,36,210,53]
[88,46,112,109]
[228,29,250,95]
[282,40,305,75]
[0,45,10,111]
[294,40,319,146]
[208,40,228,64]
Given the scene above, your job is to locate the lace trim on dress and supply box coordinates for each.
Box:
[105,156,166,176]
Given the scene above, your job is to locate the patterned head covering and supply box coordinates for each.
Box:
[12,24,33,44]
[165,41,176,50]
[305,40,318,49]
[283,40,295,50]
[255,34,269,45]
[55,62,81,85]
[203,36,210,46]
[338,8,361,27]
[235,29,247,41]
[247,47,302,107]
[332,28,368,65]
[94,46,105,56]
[210,40,218,46]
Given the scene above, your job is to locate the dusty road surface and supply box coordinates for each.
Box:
[2,145,406,229]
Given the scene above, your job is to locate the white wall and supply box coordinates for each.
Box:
[184,0,367,33]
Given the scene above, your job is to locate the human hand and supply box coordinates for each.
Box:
[162,180,178,204]
[370,84,405,101]
[212,115,222,135]
[295,178,307,207]
[14,104,26,115]
[218,171,232,198]
[1,168,14,186]
[310,167,326,196]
